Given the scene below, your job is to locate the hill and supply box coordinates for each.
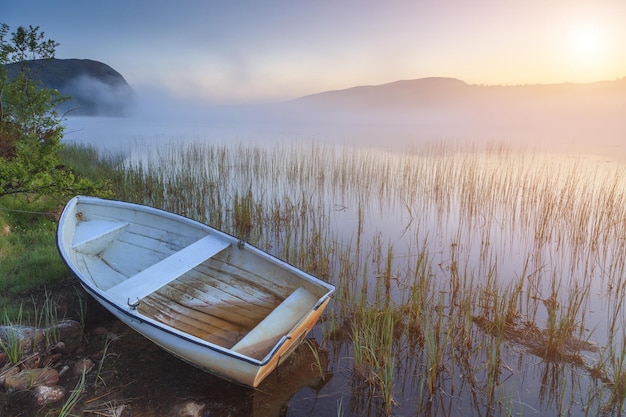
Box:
[5,58,133,116]
[281,76,626,130]
[296,77,470,108]
[294,76,626,110]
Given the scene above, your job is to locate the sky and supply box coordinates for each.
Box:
[4,1,626,104]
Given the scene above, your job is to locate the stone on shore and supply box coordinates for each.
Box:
[73,358,94,376]
[3,368,59,391]
[33,384,66,406]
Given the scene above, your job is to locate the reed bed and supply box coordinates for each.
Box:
[85,139,626,416]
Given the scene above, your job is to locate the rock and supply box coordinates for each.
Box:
[0,319,82,358]
[0,325,38,355]
[92,327,109,338]
[23,354,42,369]
[179,401,208,417]
[73,358,94,376]
[58,364,71,378]
[91,327,119,343]
[53,320,83,353]
[0,366,19,387]
[4,368,59,391]
[41,352,63,368]
[48,341,66,354]
[0,320,83,356]
[112,404,128,416]
[33,384,66,406]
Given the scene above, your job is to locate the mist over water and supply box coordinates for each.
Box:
[63,80,626,163]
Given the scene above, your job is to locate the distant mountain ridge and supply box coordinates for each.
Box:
[296,77,469,108]
[5,58,133,116]
[281,75,626,132]
[295,76,626,110]
[302,77,467,97]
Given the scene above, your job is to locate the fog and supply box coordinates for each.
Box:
[63,79,626,163]
[63,75,134,117]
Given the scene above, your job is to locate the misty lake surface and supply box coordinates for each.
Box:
[60,115,626,416]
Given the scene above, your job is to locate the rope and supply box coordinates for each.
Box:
[0,206,58,215]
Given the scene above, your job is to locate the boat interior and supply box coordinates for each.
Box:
[66,209,330,360]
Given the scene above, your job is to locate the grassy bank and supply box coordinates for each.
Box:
[0,144,120,312]
[0,197,67,308]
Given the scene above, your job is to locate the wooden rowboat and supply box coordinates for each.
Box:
[56,196,335,387]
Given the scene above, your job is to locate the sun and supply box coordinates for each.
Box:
[570,24,605,60]
[559,19,615,80]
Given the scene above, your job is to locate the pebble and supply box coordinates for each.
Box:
[0,366,18,387]
[58,364,71,378]
[179,401,208,417]
[33,384,66,406]
[73,358,95,375]
[3,368,59,391]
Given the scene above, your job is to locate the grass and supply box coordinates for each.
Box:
[0,291,64,367]
[82,139,624,416]
[304,339,327,382]
[56,369,86,417]
[0,306,25,365]
[32,289,61,346]
[93,333,118,389]
[350,304,398,413]
[0,196,68,301]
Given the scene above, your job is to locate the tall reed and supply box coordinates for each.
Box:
[74,138,626,416]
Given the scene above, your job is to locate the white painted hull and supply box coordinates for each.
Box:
[57,196,334,387]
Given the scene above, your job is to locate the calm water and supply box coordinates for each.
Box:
[61,115,626,416]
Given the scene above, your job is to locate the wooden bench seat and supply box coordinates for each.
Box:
[107,234,230,304]
[231,287,318,360]
[72,220,129,255]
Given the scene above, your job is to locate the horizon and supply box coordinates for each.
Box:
[295,74,626,98]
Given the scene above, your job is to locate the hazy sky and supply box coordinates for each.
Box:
[4,1,626,104]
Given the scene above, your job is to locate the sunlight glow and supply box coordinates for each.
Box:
[556,18,618,81]
[570,24,606,60]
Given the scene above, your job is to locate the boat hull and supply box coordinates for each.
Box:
[57,196,334,387]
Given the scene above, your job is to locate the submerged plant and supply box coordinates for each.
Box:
[304,339,326,381]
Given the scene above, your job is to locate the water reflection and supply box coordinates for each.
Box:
[62,116,626,416]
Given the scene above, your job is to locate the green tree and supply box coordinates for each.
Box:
[0,23,109,199]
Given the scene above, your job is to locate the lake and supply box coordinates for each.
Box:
[61,114,626,416]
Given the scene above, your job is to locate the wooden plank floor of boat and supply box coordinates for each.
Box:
[137,260,284,349]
